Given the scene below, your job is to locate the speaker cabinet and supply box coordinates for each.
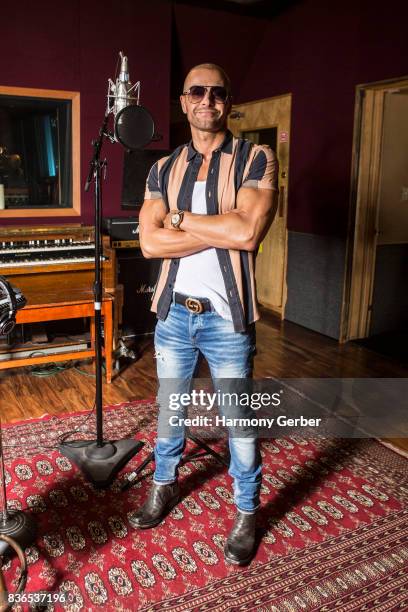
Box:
[117,249,161,337]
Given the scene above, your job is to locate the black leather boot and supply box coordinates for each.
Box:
[128,482,180,529]
[224,510,257,565]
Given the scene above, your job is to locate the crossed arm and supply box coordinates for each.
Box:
[139,187,278,259]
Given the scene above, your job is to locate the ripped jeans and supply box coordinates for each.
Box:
[153,301,261,513]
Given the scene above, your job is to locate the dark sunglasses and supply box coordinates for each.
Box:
[183,85,229,104]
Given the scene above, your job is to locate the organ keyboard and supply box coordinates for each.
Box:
[0,224,121,351]
[0,224,116,291]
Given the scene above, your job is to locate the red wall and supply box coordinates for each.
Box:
[172,5,266,100]
[2,0,407,238]
[238,0,408,237]
[0,0,171,225]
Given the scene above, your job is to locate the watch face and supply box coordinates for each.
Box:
[171,213,179,226]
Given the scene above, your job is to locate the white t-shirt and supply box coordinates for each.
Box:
[174,181,232,320]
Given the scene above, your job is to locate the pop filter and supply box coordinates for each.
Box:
[114,105,155,150]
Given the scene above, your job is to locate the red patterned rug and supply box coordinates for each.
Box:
[1,401,408,611]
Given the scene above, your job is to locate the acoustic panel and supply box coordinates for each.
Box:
[285,231,346,340]
[121,149,170,209]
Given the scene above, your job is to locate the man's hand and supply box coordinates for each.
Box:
[139,199,209,259]
[178,187,278,252]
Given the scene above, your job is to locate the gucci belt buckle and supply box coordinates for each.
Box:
[185,297,203,314]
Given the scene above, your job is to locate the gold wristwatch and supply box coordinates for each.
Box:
[170,210,184,229]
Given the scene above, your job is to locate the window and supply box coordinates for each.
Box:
[0,86,80,218]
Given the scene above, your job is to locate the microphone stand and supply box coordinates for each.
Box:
[58,113,143,488]
[0,416,36,555]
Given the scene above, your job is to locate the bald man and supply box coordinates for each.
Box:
[129,63,278,565]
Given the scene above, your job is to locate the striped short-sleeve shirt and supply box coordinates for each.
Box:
[144,130,278,332]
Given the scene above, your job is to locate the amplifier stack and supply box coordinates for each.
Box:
[103,217,160,337]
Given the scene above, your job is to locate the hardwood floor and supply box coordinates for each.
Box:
[1,311,407,452]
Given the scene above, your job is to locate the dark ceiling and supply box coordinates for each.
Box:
[169,0,298,20]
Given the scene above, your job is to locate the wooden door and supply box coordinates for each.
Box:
[343,77,408,342]
[228,94,291,316]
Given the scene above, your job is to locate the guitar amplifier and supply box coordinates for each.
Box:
[117,249,161,337]
[104,218,161,336]
[102,217,139,242]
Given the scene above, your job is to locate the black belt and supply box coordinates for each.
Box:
[174,292,212,314]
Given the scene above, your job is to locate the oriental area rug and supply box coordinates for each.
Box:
[1,401,407,611]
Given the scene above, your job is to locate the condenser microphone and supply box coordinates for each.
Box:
[106,51,154,150]
[110,52,132,116]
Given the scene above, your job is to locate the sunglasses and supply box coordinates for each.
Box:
[183,85,229,104]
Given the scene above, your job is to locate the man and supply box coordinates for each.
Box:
[129,63,278,565]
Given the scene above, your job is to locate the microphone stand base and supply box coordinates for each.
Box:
[59,439,144,489]
[0,510,37,556]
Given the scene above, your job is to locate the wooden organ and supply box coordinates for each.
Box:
[0,225,123,383]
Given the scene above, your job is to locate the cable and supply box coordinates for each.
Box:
[57,403,97,445]
[72,362,106,377]
[26,352,104,378]
[30,364,69,377]
[72,366,95,377]
[27,351,70,377]
[2,353,110,450]
[2,403,97,452]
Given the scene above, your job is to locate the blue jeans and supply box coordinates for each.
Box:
[153,301,261,513]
